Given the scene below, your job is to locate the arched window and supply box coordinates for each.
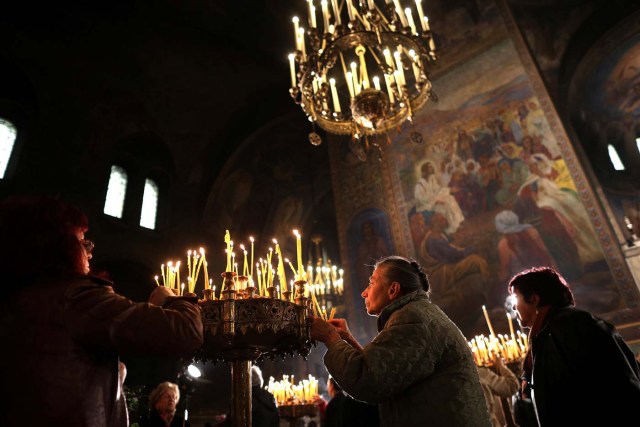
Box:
[104,165,128,218]
[139,178,159,229]
[0,118,17,179]
[607,144,625,171]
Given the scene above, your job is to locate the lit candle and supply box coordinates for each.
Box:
[350,62,360,95]
[482,305,496,337]
[288,54,296,87]
[161,264,166,286]
[508,312,515,339]
[298,28,307,59]
[331,0,341,25]
[423,15,431,31]
[345,71,355,97]
[292,17,300,50]
[224,230,232,272]
[393,51,406,86]
[176,261,181,291]
[204,259,209,290]
[154,275,160,286]
[409,49,420,81]
[373,75,381,90]
[321,0,330,32]
[346,0,355,21]
[293,230,303,280]
[285,258,298,277]
[405,8,417,34]
[181,282,185,296]
[307,0,317,28]
[329,78,341,113]
[393,0,408,27]
[416,0,426,30]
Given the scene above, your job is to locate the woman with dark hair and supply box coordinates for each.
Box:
[310,256,491,427]
[509,266,640,426]
[0,196,204,427]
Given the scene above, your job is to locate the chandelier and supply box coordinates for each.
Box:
[288,0,437,148]
[305,234,344,311]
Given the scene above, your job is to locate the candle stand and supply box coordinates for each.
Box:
[278,403,318,427]
[194,273,313,427]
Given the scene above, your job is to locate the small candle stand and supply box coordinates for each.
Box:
[194,273,313,427]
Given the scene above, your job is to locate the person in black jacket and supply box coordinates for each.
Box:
[251,365,280,427]
[509,266,640,426]
[140,381,190,427]
[324,376,379,427]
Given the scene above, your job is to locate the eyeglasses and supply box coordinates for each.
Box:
[81,239,95,254]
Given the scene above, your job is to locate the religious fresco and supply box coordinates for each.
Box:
[390,39,621,335]
[346,208,395,339]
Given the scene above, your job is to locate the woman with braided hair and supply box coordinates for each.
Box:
[310,256,491,427]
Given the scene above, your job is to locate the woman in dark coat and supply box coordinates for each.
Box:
[0,196,204,427]
[510,266,640,426]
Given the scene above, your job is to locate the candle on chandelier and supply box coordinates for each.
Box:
[298,28,307,59]
[346,0,355,21]
[405,8,417,34]
[292,17,300,50]
[329,78,341,113]
[330,0,341,25]
[308,0,317,28]
[320,0,330,32]
[288,54,296,87]
[416,0,426,30]
[373,76,381,91]
[393,0,408,27]
[345,71,355,97]
[393,51,406,86]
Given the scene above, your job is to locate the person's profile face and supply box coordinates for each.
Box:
[75,228,91,275]
[513,289,537,328]
[361,267,392,316]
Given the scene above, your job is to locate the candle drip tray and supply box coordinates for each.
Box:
[193,298,313,363]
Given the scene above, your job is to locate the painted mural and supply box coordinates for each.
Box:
[347,208,395,338]
[391,39,621,335]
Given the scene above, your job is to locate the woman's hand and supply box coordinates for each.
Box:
[310,316,342,346]
[149,286,174,306]
[327,318,363,350]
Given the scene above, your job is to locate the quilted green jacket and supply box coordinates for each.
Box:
[324,290,491,427]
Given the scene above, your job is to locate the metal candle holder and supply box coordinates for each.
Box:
[194,272,313,427]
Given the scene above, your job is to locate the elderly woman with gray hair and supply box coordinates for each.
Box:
[310,256,491,427]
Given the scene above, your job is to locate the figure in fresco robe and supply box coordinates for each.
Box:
[414,161,465,234]
[519,157,602,265]
[419,213,490,301]
[355,220,391,291]
[495,158,529,206]
[494,210,556,284]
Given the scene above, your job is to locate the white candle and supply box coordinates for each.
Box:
[298,28,307,59]
[373,75,381,91]
[409,49,420,81]
[345,71,355,97]
[331,0,341,25]
[383,48,394,67]
[393,51,405,86]
[423,16,431,31]
[293,17,300,50]
[384,74,395,104]
[393,0,408,27]
[346,0,355,21]
[329,78,341,113]
[308,0,317,28]
[321,0,330,32]
[416,0,426,30]
[350,62,360,95]
[405,8,417,34]
[288,54,296,87]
